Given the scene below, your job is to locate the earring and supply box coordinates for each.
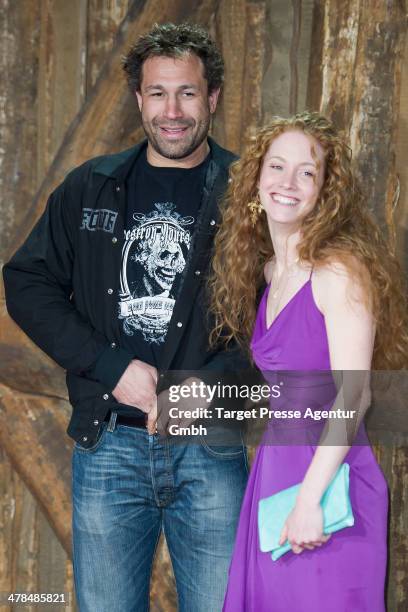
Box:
[247,196,263,226]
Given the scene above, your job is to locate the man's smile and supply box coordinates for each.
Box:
[158,126,189,139]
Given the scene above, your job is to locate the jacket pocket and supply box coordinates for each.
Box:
[73,422,109,453]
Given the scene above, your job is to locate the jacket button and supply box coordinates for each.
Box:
[103,393,109,400]
[112,237,118,244]
[111,342,117,348]
[210,219,216,226]
[82,436,88,442]
[177,322,183,328]
[93,420,99,426]
[195,270,201,276]
[116,186,120,192]
[107,288,113,295]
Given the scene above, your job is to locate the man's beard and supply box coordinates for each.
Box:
[141,115,211,160]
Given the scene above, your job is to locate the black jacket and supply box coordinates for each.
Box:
[3,138,249,447]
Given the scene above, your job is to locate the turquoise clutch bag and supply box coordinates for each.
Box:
[258,463,354,561]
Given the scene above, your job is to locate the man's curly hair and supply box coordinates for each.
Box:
[122,23,224,93]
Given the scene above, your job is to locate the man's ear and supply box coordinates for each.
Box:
[135,90,142,112]
[208,87,221,114]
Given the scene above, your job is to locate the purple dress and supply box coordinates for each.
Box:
[223,279,388,611]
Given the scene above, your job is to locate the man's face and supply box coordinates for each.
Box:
[136,53,220,161]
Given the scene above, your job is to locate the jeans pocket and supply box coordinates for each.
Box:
[74,422,109,454]
[199,427,246,460]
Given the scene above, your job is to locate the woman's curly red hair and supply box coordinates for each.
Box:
[210,112,408,369]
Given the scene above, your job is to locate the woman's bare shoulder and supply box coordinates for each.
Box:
[312,257,370,312]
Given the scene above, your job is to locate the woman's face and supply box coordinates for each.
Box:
[258,129,326,230]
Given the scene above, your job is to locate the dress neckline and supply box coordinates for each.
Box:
[265,279,311,332]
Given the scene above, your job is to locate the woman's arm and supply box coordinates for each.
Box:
[280,261,375,554]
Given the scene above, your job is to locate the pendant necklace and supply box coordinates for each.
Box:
[270,257,300,300]
[268,257,300,325]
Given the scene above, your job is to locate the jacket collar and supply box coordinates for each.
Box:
[92,137,237,181]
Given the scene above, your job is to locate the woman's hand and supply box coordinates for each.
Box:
[279,499,331,554]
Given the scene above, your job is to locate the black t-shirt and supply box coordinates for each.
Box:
[117,148,209,367]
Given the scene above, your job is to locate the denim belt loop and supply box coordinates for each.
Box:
[107,411,117,432]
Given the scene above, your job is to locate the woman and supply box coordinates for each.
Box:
[210,112,408,611]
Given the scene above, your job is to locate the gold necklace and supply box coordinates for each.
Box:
[267,258,301,328]
[270,258,300,300]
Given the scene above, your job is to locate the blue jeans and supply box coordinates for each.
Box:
[72,414,248,612]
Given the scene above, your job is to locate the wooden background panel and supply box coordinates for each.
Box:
[0,1,407,611]
[261,0,314,120]
[86,0,132,92]
[296,0,314,114]
[347,0,406,238]
[212,0,269,150]
[0,384,73,555]
[307,0,406,236]
[0,448,17,604]
[262,0,295,118]
[263,0,315,119]
[396,30,408,270]
[239,0,267,146]
[0,448,75,612]
[36,0,87,179]
[213,0,315,150]
[0,0,42,278]
[213,0,247,152]
[373,444,408,611]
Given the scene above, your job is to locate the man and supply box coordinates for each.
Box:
[3,23,248,612]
